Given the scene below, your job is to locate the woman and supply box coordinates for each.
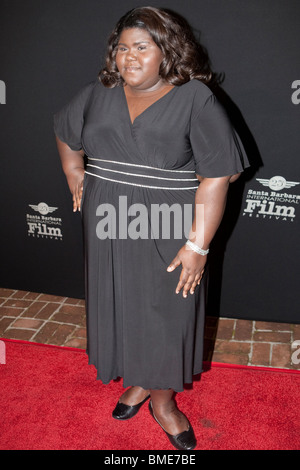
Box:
[54,6,249,450]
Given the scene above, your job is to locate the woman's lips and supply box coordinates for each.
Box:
[124,66,141,72]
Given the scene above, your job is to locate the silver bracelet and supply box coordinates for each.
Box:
[185,240,209,256]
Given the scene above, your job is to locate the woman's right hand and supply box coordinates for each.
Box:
[66,168,85,212]
[55,137,86,212]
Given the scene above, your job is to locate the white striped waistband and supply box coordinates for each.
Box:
[85,158,199,191]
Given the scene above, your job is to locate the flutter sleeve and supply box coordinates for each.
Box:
[53,81,95,151]
[190,87,250,177]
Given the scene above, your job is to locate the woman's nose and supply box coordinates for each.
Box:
[125,49,137,61]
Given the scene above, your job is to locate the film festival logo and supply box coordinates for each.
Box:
[242,176,300,222]
[27,202,63,240]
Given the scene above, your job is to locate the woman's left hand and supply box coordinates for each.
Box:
[167,244,207,298]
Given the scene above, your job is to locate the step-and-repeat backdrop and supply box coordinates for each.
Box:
[0,0,299,323]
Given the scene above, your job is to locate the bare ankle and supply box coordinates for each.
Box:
[152,399,176,416]
[120,386,149,405]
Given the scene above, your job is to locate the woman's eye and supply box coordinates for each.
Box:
[137,46,146,51]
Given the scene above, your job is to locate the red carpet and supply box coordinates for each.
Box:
[0,339,299,450]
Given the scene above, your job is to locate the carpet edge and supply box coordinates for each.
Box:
[0,337,85,353]
[1,337,299,375]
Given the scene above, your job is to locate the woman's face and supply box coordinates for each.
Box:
[115,28,164,91]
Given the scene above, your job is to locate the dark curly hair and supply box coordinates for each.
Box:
[99,6,217,88]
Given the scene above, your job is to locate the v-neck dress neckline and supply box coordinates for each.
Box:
[121,85,178,126]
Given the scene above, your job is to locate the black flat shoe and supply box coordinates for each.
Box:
[112,394,150,420]
[148,400,197,451]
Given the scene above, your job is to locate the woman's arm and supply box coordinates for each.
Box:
[56,136,85,212]
[167,173,240,297]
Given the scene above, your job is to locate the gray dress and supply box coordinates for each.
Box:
[54,79,249,392]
